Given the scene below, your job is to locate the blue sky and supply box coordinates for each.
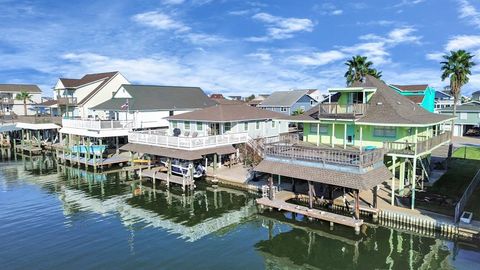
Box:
[1,0,480,96]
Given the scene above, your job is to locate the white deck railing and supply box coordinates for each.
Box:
[62,119,134,130]
[128,131,249,150]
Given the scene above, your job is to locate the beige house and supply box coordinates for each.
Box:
[0,84,42,116]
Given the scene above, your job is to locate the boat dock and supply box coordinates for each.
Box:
[59,153,130,170]
[256,197,363,232]
[140,167,195,190]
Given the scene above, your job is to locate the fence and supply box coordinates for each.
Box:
[454,169,480,223]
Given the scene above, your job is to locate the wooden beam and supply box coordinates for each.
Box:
[373,185,378,208]
[308,181,313,209]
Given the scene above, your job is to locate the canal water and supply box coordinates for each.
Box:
[1,154,480,270]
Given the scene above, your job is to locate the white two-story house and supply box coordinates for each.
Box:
[0,84,42,116]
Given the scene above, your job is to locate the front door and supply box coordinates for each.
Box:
[347,124,355,145]
[209,123,220,135]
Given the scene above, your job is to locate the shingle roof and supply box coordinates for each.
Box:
[405,95,424,104]
[212,98,244,105]
[255,159,392,190]
[0,84,42,93]
[259,89,309,107]
[440,101,480,112]
[353,76,453,125]
[167,104,289,122]
[59,71,118,88]
[472,90,480,95]
[390,84,428,92]
[92,84,216,111]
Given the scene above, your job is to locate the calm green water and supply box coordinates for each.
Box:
[1,154,480,270]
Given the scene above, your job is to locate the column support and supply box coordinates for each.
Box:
[343,123,347,149]
[316,122,320,146]
[391,156,396,205]
[411,156,417,209]
[331,123,335,148]
[354,189,360,220]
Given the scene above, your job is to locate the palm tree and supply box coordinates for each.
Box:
[15,91,33,116]
[292,108,304,116]
[344,55,382,85]
[441,50,476,117]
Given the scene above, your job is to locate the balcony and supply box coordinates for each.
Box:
[62,119,134,130]
[318,103,368,118]
[263,135,385,169]
[128,130,249,150]
[383,131,452,156]
[0,98,14,104]
[57,97,77,105]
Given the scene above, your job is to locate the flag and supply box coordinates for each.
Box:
[121,99,129,110]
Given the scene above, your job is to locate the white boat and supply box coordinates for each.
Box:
[160,160,204,179]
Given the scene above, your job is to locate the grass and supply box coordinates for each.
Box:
[418,146,480,218]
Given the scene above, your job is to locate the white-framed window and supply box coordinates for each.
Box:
[185,121,191,130]
[460,113,467,120]
[310,100,315,105]
[256,121,260,129]
[309,124,328,134]
[224,122,232,132]
[272,121,276,128]
[244,122,249,131]
[280,107,288,112]
[196,122,203,131]
[373,126,396,138]
[172,121,178,128]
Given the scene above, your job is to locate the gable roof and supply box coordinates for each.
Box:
[405,95,424,104]
[92,84,216,111]
[259,89,310,107]
[472,90,480,96]
[440,101,480,112]
[59,71,118,88]
[0,84,42,93]
[353,76,452,125]
[390,84,428,92]
[435,90,452,99]
[166,104,288,122]
[212,98,244,105]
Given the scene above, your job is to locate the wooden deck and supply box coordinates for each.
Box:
[14,144,43,154]
[140,167,194,187]
[256,197,363,229]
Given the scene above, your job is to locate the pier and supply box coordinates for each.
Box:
[140,167,195,190]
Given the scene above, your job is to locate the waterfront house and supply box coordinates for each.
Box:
[389,84,435,112]
[255,75,455,219]
[0,84,42,116]
[434,90,455,112]
[248,94,269,107]
[53,71,129,118]
[472,90,480,101]
[439,101,480,136]
[258,89,318,115]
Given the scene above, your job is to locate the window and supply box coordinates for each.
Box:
[310,100,315,106]
[373,126,396,138]
[185,121,190,130]
[309,124,328,134]
[272,121,276,128]
[196,122,203,131]
[281,107,288,112]
[172,121,178,128]
[244,122,249,131]
[460,113,467,120]
[256,121,260,129]
[224,122,232,132]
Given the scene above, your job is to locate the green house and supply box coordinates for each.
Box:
[256,75,454,211]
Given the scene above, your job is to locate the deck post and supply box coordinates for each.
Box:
[86,138,91,170]
[359,126,363,152]
[331,123,335,148]
[115,136,119,155]
[316,123,320,146]
[391,156,396,205]
[411,156,417,209]
[213,154,217,180]
[354,189,360,220]
[373,185,378,208]
[277,174,281,186]
[343,124,347,149]
[20,129,24,152]
[76,142,80,167]
[399,158,405,195]
[37,130,41,149]
[167,158,171,188]
[308,181,313,209]
[268,174,273,200]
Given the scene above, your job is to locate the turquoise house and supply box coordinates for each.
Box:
[389,84,435,112]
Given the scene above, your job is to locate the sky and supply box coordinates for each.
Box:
[1,0,480,97]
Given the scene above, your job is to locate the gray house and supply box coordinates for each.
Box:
[439,101,480,136]
[472,90,480,101]
[258,89,318,115]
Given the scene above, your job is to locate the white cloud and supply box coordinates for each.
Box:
[445,35,480,50]
[426,52,444,61]
[394,0,426,8]
[313,3,344,15]
[162,0,185,5]
[287,50,346,66]
[360,27,421,45]
[331,10,343,15]
[247,52,272,62]
[132,11,190,32]
[247,12,314,41]
[458,0,480,28]
[183,33,229,45]
[357,20,397,26]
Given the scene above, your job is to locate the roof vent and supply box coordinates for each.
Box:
[397,101,401,104]
[377,102,383,105]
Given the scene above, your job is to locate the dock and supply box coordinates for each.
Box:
[256,197,363,231]
[59,153,130,168]
[140,167,195,190]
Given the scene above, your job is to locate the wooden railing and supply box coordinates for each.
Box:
[318,103,368,117]
[264,143,384,168]
[128,131,249,150]
[383,131,452,155]
[62,119,134,130]
[57,97,77,105]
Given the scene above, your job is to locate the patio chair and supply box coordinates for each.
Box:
[192,132,198,138]
[184,131,190,137]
